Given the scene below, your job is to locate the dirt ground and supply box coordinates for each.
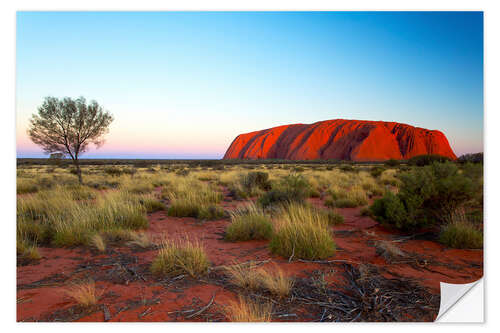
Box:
[17,194,483,322]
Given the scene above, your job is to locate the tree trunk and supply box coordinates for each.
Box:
[74,161,83,184]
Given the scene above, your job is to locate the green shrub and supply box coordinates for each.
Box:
[370,192,410,230]
[370,162,475,230]
[408,154,451,166]
[370,166,385,178]
[340,164,355,172]
[384,159,400,167]
[458,153,483,164]
[241,171,272,191]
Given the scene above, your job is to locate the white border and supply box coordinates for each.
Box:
[2,1,498,332]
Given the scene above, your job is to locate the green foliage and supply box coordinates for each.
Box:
[370,192,410,229]
[370,162,475,230]
[370,166,385,178]
[384,159,400,167]
[407,154,451,166]
[339,164,355,172]
[458,153,483,164]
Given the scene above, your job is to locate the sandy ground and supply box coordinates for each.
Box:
[17,194,483,322]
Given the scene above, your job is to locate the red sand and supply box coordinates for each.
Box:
[17,195,482,322]
[223,119,457,161]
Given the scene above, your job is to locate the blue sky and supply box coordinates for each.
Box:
[16,11,483,158]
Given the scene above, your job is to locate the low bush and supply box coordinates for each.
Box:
[384,159,400,167]
[370,162,475,230]
[408,154,451,166]
[457,153,483,164]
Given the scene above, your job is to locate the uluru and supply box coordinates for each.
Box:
[223,119,457,161]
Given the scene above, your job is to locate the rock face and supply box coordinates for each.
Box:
[223,119,456,161]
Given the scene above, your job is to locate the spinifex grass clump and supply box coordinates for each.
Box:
[225,262,293,298]
[16,237,41,264]
[17,178,39,194]
[257,174,312,208]
[225,203,273,241]
[16,187,149,247]
[225,296,272,322]
[151,238,210,277]
[269,203,336,260]
[65,280,101,307]
[166,177,224,219]
[136,194,166,212]
[439,209,483,249]
[325,184,368,208]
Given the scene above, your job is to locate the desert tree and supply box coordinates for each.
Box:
[27,96,113,184]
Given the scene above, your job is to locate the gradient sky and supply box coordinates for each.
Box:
[16,11,483,159]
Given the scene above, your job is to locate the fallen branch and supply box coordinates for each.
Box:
[297,259,361,265]
[185,293,216,319]
[102,305,111,321]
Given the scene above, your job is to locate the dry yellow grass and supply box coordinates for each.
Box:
[65,280,100,307]
[127,232,155,248]
[225,262,262,290]
[90,234,106,252]
[375,240,406,262]
[257,266,293,298]
[226,296,272,322]
[225,262,293,297]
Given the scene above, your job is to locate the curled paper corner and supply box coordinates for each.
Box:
[435,278,484,322]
